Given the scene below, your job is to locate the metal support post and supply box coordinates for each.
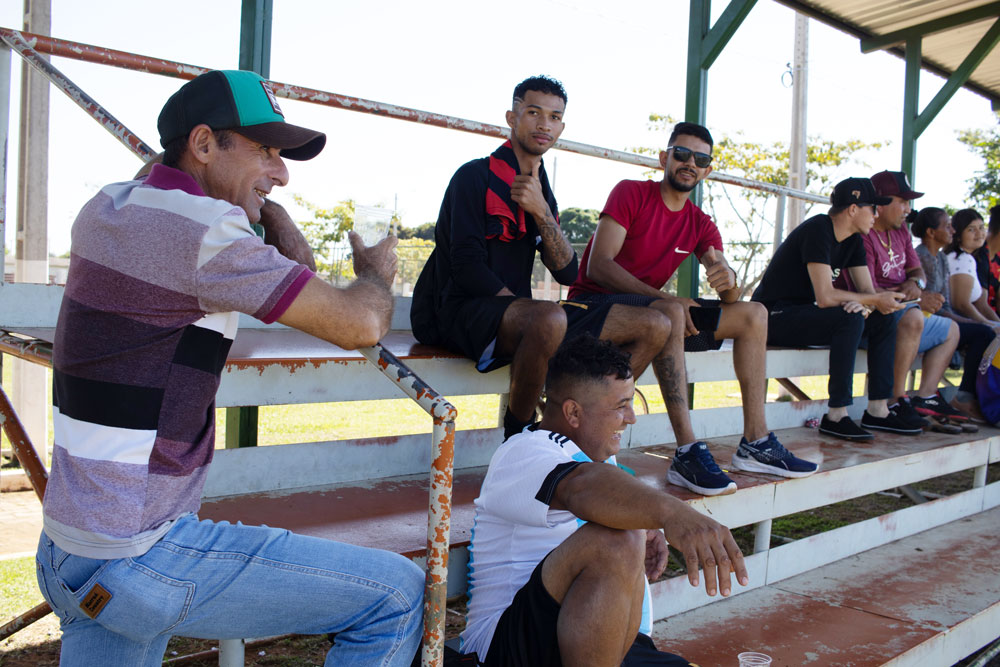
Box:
[772,194,786,253]
[753,518,772,554]
[0,42,10,282]
[239,0,272,78]
[218,638,246,667]
[787,13,808,232]
[225,406,259,448]
[355,344,456,667]
[973,464,987,488]
[13,0,50,464]
[900,36,921,180]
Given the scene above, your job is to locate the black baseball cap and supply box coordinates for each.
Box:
[871,170,924,200]
[157,70,326,161]
[830,177,892,208]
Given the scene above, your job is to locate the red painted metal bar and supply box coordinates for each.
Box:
[0,28,155,160]
[360,343,456,667]
[0,27,828,204]
[0,382,48,502]
[0,602,51,642]
[0,354,54,641]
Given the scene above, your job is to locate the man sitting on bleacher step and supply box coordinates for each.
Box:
[567,121,818,494]
[753,177,917,441]
[411,76,678,467]
[460,334,747,666]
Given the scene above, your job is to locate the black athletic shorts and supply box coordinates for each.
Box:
[481,556,694,667]
[442,297,614,373]
[572,292,724,352]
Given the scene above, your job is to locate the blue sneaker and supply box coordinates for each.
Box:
[731,432,818,478]
[666,442,737,496]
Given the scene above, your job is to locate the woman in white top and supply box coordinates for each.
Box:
[947,208,1000,327]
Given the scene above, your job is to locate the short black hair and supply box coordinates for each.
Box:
[513,75,567,107]
[946,208,984,256]
[161,129,235,168]
[909,207,946,239]
[545,334,632,401]
[668,122,714,149]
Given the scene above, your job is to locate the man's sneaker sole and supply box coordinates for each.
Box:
[666,469,737,496]
[912,401,969,422]
[730,453,818,478]
[859,419,922,435]
[818,425,873,441]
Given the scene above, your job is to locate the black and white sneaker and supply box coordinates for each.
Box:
[892,397,930,429]
[860,410,923,435]
[819,414,873,441]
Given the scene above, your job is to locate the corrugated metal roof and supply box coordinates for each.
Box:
[775,0,1000,105]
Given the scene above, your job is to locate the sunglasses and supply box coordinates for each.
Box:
[668,145,713,168]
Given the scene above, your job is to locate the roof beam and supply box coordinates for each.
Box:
[915,16,1000,136]
[773,0,1000,105]
[861,1,1000,54]
[701,0,758,69]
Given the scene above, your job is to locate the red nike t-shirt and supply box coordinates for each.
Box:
[569,179,722,297]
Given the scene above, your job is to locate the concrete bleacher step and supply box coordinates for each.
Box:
[649,505,1000,666]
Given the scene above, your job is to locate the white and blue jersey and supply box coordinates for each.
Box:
[460,428,653,658]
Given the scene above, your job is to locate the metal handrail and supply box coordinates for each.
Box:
[0,27,829,205]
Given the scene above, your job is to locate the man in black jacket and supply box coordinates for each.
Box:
[412,75,672,443]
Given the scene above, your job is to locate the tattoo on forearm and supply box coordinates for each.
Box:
[537,212,574,268]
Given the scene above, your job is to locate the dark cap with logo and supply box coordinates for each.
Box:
[871,170,923,200]
[830,177,892,208]
[157,70,326,161]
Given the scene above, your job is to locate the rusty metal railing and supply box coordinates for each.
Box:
[0,28,460,663]
[0,27,829,205]
[360,345,457,667]
[0,342,52,643]
[0,332,457,665]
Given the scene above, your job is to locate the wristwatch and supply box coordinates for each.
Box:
[912,277,926,290]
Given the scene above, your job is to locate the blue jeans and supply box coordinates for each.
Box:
[36,514,424,666]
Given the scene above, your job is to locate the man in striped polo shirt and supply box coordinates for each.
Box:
[36,70,423,666]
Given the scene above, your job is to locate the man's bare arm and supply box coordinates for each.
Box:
[586,216,669,299]
[551,462,748,597]
[277,233,396,349]
[257,200,317,270]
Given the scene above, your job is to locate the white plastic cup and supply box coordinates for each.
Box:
[353,205,393,247]
[738,652,772,666]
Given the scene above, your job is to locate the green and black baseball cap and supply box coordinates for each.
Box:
[157,70,326,161]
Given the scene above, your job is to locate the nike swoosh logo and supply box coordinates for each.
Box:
[675,247,691,254]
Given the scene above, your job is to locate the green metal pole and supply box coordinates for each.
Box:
[680,0,711,303]
[901,36,921,180]
[228,0,273,448]
[239,0,272,78]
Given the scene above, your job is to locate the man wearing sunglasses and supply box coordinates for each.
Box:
[568,122,817,496]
